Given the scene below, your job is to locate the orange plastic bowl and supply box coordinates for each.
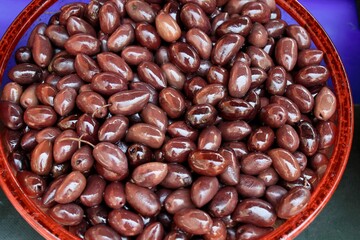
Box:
[0,0,354,239]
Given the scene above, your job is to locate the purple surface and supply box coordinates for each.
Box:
[1,0,359,101]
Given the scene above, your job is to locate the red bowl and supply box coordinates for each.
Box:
[0,0,354,239]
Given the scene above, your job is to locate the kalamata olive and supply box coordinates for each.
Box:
[258,167,279,186]
[236,174,266,198]
[207,66,229,86]
[108,209,144,236]
[191,176,219,208]
[76,91,107,118]
[67,16,96,37]
[162,137,196,163]
[54,88,77,116]
[54,171,86,204]
[188,150,228,176]
[138,61,167,90]
[76,113,99,143]
[17,170,46,198]
[277,186,311,219]
[197,126,222,151]
[270,95,301,124]
[97,115,128,143]
[232,198,276,227]
[218,98,253,120]
[65,34,101,56]
[1,82,23,104]
[186,28,212,60]
[169,42,201,73]
[185,104,217,128]
[236,224,273,240]
[228,61,251,98]
[260,103,288,128]
[126,123,165,149]
[99,1,121,34]
[297,49,324,68]
[97,52,134,82]
[247,46,274,71]
[241,153,272,175]
[0,101,24,130]
[156,12,181,42]
[314,86,336,121]
[248,22,268,48]
[216,16,252,37]
[51,55,76,77]
[135,23,161,50]
[74,54,100,82]
[8,63,42,85]
[212,34,245,66]
[316,121,336,149]
[50,203,84,226]
[107,24,134,52]
[104,182,126,209]
[204,219,227,240]
[268,148,301,181]
[108,90,150,116]
[59,3,86,25]
[180,3,211,33]
[159,87,186,118]
[247,126,275,152]
[126,143,153,167]
[164,188,195,214]
[286,25,311,50]
[132,162,168,187]
[265,185,288,208]
[86,205,108,225]
[93,142,128,178]
[276,124,300,152]
[91,72,127,96]
[125,182,161,217]
[71,145,94,173]
[297,121,320,156]
[174,208,213,235]
[241,2,271,23]
[161,63,185,90]
[80,174,106,207]
[137,222,165,240]
[218,120,251,141]
[266,66,287,95]
[141,103,168,132]
[121,46,153,66]
[20,130,38,152]
[57,114,78,131]
[275,37,298,71]
[84,225,121,240]
[53,130,78,163]
[32,34,53,68]
[161,163,192,189]
[219,148,240,185]
[167,121,198,141]
[19,84,38,109]
[15,46,32,64]
[126,0,155,23]
[41,175,65,208]
[56,74,83,91]
[209,186,238,218]
[24,105,57,130]
[285,84,314,113]
[30,140,53,175]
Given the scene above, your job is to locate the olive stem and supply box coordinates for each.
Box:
[59,137,96,148]
[91,104,112,118]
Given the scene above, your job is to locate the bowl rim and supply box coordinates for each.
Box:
[0,0,354,239]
